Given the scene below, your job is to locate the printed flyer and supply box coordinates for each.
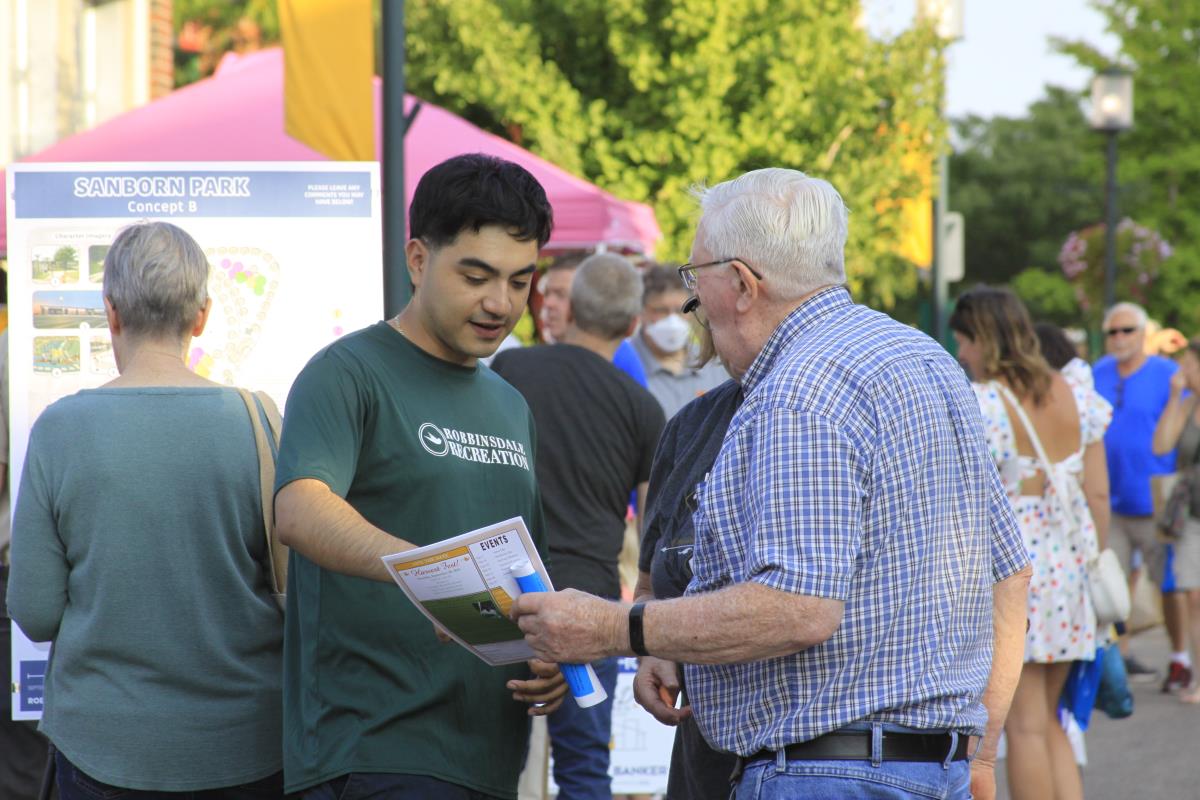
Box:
[382,517,550,667]
[6,162,383,720]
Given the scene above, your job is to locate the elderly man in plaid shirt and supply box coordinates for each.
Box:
[513,168,1032,800]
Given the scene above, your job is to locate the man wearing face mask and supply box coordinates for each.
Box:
[630,265,728,419]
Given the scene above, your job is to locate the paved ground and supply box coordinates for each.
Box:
[996,625,1200,800]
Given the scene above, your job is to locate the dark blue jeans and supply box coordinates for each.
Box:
[546,656,619,800]
[54,751,283,799]
[301,773,503,800]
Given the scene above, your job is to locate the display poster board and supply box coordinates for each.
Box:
[6,162,383,720]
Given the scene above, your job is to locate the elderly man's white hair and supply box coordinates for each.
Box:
[692,168,849,301]
[1103,301,1149,329]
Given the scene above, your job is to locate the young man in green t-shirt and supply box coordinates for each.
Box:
[274,154,566,799]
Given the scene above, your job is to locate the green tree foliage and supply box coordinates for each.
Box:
[950,87,1104,291]
[52,246,78,269]
[405,0,946,309]
[1057,0,1200,332]
[174,0,280,85]
[1010,267,1081,326]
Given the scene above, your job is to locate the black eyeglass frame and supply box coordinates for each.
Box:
[1104,326,1140,337]
[677,258,763,290]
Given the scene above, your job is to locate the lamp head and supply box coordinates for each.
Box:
[1090,68,1134,131]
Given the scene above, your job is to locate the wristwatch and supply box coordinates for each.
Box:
[628,602,649,656]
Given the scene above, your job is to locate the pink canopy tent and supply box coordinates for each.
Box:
[0,47,661,258]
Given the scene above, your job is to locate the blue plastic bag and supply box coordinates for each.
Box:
[1095,644,1134,719]
[1059,653,1104,730]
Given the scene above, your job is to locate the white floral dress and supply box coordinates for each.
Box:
[972,360,1113,663]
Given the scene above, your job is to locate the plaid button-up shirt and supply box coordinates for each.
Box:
[684,287,1028,756]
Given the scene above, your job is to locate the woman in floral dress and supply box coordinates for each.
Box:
[950,289,1111,800]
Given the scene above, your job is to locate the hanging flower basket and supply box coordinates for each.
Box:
[1057,219,1172,317]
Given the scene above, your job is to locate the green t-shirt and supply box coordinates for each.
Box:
[276,322,546,797]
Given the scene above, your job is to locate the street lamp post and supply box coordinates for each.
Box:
[1089,68,1134,312]
[918,0,964,346]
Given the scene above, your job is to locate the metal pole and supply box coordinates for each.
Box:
[382,0,409,318]
[933,150,949,346]
[1103,130,1119,312]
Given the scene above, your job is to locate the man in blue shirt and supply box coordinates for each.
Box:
[512,168,1031,800]
[1094,301,1191,690]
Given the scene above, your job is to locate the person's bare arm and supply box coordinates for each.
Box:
[641,583,843,663]
[634,481,649,542]
[1081,441,1111,551]
[1153,373,1192,456]
[513,581,843,665]
[632,569,655,604]
[970,564,1033,800]
[275,478,415,582]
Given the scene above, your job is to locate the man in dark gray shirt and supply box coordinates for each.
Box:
[492,253,665,800]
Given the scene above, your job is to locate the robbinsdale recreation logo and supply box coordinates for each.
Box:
[418,422,449,456]
[417,422,530,471]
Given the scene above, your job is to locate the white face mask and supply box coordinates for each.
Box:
[644,313,692,354]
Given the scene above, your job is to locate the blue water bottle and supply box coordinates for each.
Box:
[510,560,608,709]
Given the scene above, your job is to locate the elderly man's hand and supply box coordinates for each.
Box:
[508,659,568,716]
[510,589,623,664]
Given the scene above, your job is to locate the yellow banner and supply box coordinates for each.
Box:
[874,123,933,269]
[280,0,375,161]
[896,151,933,269]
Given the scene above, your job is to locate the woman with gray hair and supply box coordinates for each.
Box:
[7,222,284,798]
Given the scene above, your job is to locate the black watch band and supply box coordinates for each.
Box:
[628,602,649,656]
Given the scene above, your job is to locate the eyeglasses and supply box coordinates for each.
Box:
[677,258,763,290]
[682,295,708,329]
[1105,326,1139,337]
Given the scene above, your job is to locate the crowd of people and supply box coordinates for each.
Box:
[1,152,1196,800]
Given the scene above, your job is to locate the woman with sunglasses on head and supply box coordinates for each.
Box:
[950,287,1111,800]
[630,295,743,799]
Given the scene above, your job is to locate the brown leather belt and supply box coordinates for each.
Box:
[747,732,970,764]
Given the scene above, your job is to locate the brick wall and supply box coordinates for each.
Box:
[149,0,173,97]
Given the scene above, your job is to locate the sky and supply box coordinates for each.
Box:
[864,0,1122,119]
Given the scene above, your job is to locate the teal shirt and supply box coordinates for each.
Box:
[276,322,547,797]
[6,387,283,791]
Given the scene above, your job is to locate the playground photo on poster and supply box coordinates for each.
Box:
[33,337,81,375]
[33,291,107,330]
[31,245,81,285]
